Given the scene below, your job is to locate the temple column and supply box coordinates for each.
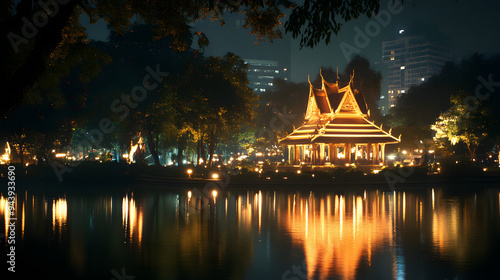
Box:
[288,145,292,164]
[332,144,337,165]
[373,144,379,165]
[319,143,325,165]
[327,144,331,163]
[354,144,359,162]
[381,144,386,165]
[347,143,352,164]
[343,144,347,164]
[301,145,306,163]
[367,143,372,165]
[311,144,316,164]
[293,145,300,164]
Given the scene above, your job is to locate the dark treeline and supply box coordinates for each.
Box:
[0,24,256,167]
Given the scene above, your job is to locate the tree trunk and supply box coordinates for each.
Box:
[207,130,219,168]
[466,143,476,160]
[196,138,202,166]
[177,142,184,166]
[208,141,215,168]
[146,129,161,166]
[201,137,207,166]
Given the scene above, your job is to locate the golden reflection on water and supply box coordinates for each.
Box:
[282,192,395,280]
[1,187,499,279]
[52,197,67,235]
[122,194,143,244]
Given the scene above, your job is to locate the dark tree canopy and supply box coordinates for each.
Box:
[1,0,395,117]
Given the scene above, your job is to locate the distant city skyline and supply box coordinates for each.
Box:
[244,59,289,94]
[381,34,454,113]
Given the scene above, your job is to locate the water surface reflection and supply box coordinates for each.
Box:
[1,185,499,279]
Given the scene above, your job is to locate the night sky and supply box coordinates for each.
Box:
[81,0,500,86]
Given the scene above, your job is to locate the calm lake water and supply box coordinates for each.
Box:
[2,182,500,280]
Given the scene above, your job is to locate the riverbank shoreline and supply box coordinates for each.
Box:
[11,172,500,192]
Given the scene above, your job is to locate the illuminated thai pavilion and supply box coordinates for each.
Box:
[279,72,400,166]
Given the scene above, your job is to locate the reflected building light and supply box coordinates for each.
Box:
[259,191,262,236]
[432,188,435,210]
[138,210,143,243]
[22,202,25,240]
[121,194,143,244]
[283,191,395,280]
[122,195,129,228]
[1,195,8,239]
[52,198,68,234]
[403,192,406,223]
[129,198,136,241]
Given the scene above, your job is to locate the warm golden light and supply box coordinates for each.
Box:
[122,194,143,244]
[282,192,394,280]
[212,190,218,198]
[52,198,68,234]
[187,191,192,199]
[212,173,219,179]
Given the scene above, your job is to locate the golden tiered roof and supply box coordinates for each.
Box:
[279,73,399,145]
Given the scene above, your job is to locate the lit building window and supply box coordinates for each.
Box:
[401,90,406,93]
[421,77,425,81]
[400,66,405,70]
[390,57,395,61]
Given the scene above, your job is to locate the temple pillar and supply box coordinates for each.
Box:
[381,144,386,165]
[319,143,325,165]
[327,144,331,163]
[300,145,306,163]
[332,144,337,165]
[373,144,379,165]
[293,145,300,164]
[288,145,292,164]
[311,144,316,164]
[367,143,372,165]
[354,144,359,161]
[347,143,352,164]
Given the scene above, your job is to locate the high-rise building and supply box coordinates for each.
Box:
[382,34,453,111]
[244,59,289,93]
